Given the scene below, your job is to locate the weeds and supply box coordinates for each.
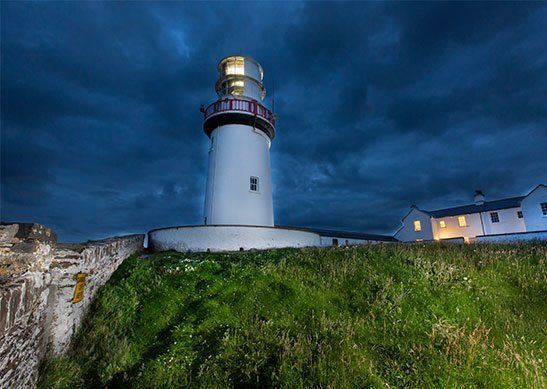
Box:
[38,243,546,388]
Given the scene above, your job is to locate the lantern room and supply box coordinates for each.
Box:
[215,56,266,101]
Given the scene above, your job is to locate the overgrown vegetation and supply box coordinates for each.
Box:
[39,243,546,388]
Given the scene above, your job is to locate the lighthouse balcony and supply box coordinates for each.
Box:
[203,98,276,139]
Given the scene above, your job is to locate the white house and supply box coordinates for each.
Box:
[395,185,547,242]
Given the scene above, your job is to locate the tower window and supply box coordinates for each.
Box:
[250,176,259,192]
[541,202,547,215]
[413,220,421,231]
[490,212,499,223]
[517,211,523,219]
[222,56,245,76]
[458,216,467,227]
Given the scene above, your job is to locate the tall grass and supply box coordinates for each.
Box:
[39,243,546,388]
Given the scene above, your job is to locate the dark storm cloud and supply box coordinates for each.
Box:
[2,2,546,241]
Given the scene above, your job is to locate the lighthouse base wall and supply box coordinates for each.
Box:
[148,225,320,253]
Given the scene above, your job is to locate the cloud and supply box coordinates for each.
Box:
[1,2,546,241]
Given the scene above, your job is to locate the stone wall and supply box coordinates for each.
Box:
[0,223,144,388]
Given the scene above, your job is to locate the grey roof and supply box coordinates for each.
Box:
[425,196,525,218]
[284,226,398,242]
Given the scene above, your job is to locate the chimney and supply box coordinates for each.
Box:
[474,190,485,205]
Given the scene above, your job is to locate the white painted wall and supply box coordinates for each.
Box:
[476,230,547,243]
[431,213,484,240]
[149,226,320,252]
[395,208,434,242]
[318,236,379,246]
[521,185,547,232]
[204,124,274,226]
[480,207,525,235]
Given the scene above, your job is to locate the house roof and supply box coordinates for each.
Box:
[425,196,525,218]
[284,226,398,242]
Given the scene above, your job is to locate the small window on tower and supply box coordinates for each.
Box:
[250,176,259,192]
[490,212,499,223]
[413,220,421,231]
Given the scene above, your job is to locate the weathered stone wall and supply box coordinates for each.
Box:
[0,223,144,388]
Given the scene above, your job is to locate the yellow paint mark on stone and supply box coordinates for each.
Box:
[72,273,87,303]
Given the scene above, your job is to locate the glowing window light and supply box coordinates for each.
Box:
[225,79,244,95]
[458,216,467,227]
[223,56,245,76]
[413,220,421,231]
[439,220,446,228]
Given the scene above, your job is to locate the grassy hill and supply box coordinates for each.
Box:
[39,243,546,388]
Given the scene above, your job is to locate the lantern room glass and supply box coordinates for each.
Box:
[221,56,245,77]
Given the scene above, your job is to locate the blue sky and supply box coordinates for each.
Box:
[2,2,546,242]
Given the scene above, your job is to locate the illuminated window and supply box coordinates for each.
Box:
[413,220,421,231]
[458,216,467,227]
[541,202,547,215]
[222,56,245,76]
[517,211,523,219]
[439,220,446,228]
[490,212,499,223]
[250,176,259,192]
[220,79,245,96]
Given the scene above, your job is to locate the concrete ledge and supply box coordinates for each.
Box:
[475,230,547,243]
[148,225,321,252]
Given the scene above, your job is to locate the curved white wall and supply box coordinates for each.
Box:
[204,124,274,226]
[149,226,320,252]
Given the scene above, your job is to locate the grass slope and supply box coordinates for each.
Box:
[39,243,546,388]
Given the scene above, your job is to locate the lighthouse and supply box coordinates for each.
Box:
[202,56,276,226]
[147,55,395,252]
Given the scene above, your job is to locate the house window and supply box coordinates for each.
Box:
[517,211,523,219]
[458,216,467,227]
[541,202,547,216]
[250,176,259,192]
[439,220,446,228]
[490,212,499,223]
[413,220,421,231]
[332,238,338,246]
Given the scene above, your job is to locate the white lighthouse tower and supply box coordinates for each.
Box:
[148,55,392,252]
[202,56,276,226]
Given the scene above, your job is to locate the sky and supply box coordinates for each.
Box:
[1,2,546,242]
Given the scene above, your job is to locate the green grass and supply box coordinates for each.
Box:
[39,243,546,388]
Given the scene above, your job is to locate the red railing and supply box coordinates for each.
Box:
[204,98,275,126]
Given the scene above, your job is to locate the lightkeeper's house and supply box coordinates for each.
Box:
[395,184,547,242]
